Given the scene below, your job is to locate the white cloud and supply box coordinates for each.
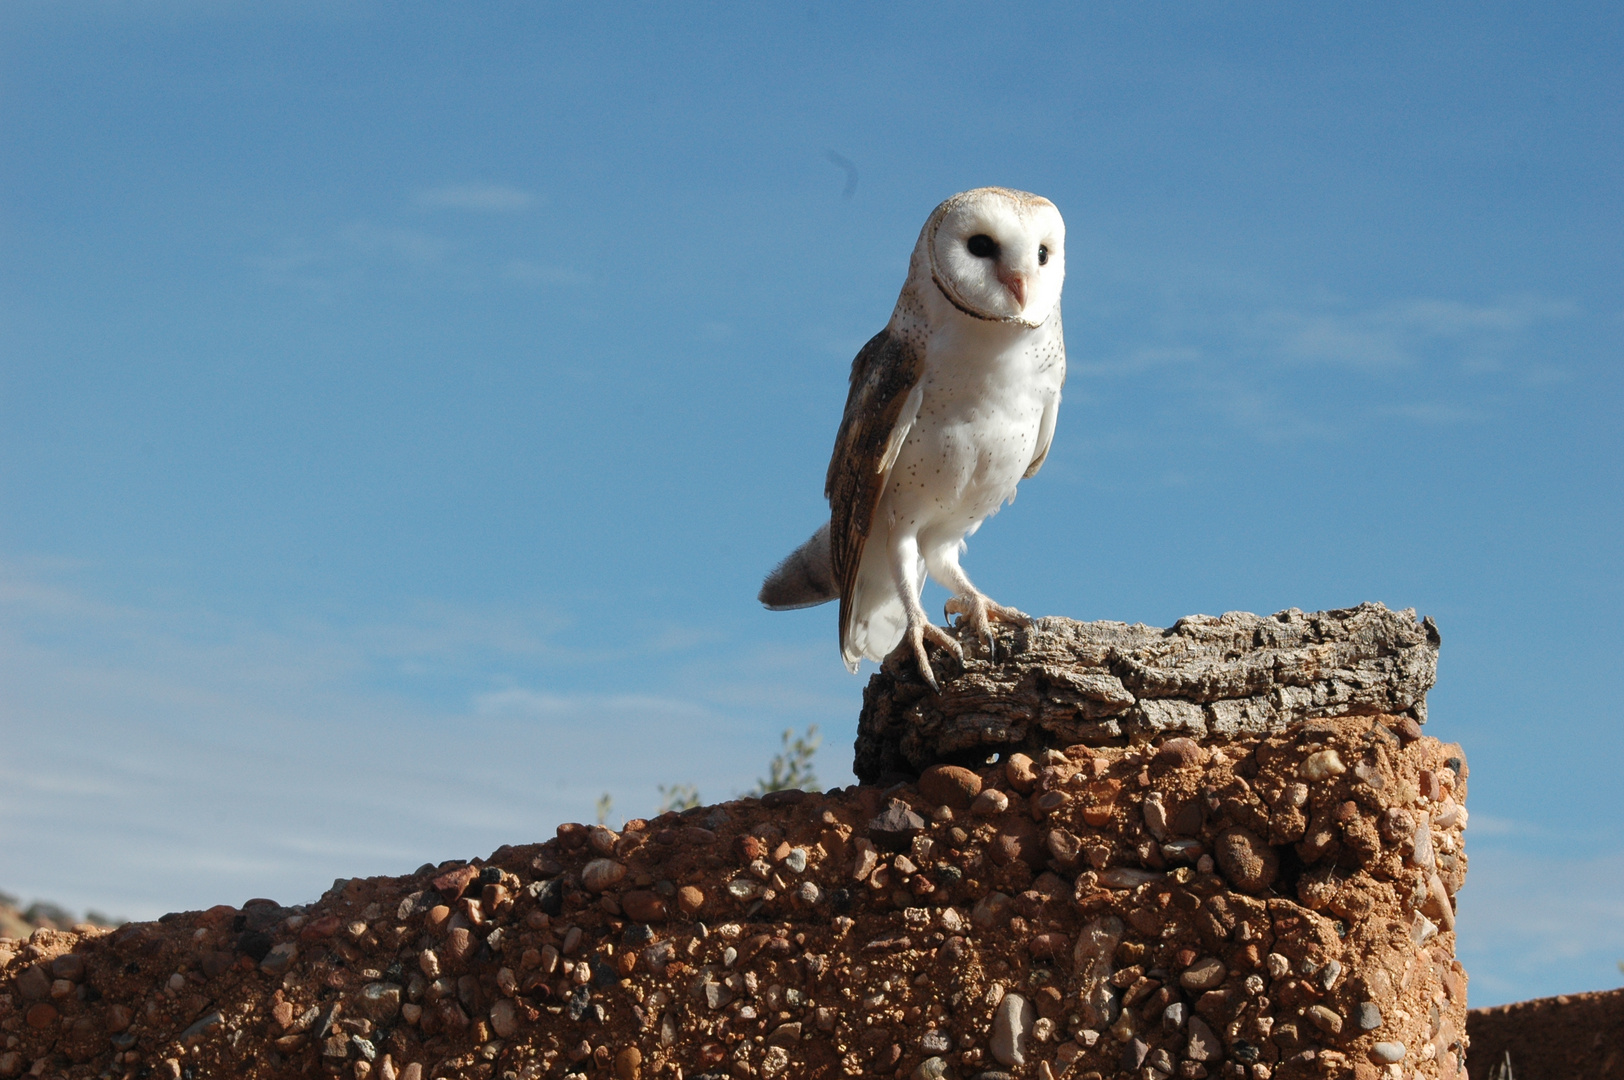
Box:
[1257,295,1578,370]
[415,184,537,213]
[1455,849,1624,1005]
[502,258,590,287]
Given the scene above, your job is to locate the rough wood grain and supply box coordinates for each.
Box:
[855,602,1439,782]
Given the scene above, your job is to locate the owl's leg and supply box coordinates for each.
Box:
[925,543,1030,660]
[890,531,962,690]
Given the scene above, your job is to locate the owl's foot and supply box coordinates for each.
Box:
[898,619,964,691]
[945,594,1031,660]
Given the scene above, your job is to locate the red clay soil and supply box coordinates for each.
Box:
[1,717,1470,1080]
[1467,987,1624,1079]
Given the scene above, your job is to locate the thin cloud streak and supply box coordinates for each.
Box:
[416,184,538,213]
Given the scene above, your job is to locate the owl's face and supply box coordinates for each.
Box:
[926,188,1065,328]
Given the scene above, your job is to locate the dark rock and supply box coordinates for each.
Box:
[869,800,927,851]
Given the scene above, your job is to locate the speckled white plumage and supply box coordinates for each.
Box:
[761,187,1066,687]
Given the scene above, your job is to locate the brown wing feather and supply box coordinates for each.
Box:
[824,328,925,657]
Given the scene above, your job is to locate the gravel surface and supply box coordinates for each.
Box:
[1,714,1469,1080]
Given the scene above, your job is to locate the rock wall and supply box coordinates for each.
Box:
[1466,989,1624,1079]
[0,605,1471,1080]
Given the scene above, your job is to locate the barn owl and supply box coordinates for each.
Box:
[759,187,1066,688]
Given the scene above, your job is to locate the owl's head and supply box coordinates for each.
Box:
[924,187,1065,328]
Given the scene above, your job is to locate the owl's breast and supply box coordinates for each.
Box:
[881,329,1061,537]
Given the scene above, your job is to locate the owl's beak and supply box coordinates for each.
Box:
[996,269,1027,310]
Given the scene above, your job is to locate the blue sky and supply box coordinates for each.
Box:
[1,2,1619,1006]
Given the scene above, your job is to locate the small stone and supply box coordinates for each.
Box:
[1153,738,1207,769]
[1185,1016,1221,1062]
[1162,1002,1188,1030]
[921,1030,953,1054]
[614,1047,642,1080]
[783,847,809,873]
[49,953,85,981]
[1214,828,1278,894]
[355,982,403,1022]
[13,965,49,1000]
[620,891,666,922]
[726,878,763,900]
[1121,1038,1149,1071]
[1265,952,1289,978]
[1178,957,1226,991]
[582,859,627,892]
[971,891,1012,929]
[25,1002,58,1029]
[1355,1001,1383,1031]
[419,948,442,978]
[1033,790,1067,816]
[260,942,298,976]
[1307,1005,1343,1034]
[1142,791,1170,840]
[991,991,1035,1066]
[1300,749,1346,781]
[432,864,479,898]
[913,1057,949,1080]
[920,764,983,809]
[180,1011,223,1041]
[489,998,518,1038]
[766,1021,802,1047]
[1370,1042,1406,1064]
[677,885,705,915]
[797,881,822,905]
[973,789,1011,816]
[870,800,928,850]
[1005,753,1037,793]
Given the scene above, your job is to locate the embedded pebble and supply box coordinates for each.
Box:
[990,992,1035,1066]
[1356,1001,1383,1030]
[1184,1015,1221,1063]
[919,764,982,809]
[581,859,627,892]
[973,789,1010,816]
[782,847,808,873]
[1214,827,1277,893]
[1178,956,1226,991]
[1142,792,1169,840]
[1371,1042,1407,1064]
[1307,1004,1343,1034]
[1300,749,1346,781]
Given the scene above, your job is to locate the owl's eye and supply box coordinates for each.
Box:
[1038,245,1050,266]
[966,234,999,259]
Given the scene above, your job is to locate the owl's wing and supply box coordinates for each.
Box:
[1024,388,1061,479]
[825,327,926,658]
[1023,321,1066,479]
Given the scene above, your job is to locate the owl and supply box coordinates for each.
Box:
[760,187,1067,688]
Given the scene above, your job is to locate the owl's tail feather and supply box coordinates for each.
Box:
[759,522,838,610]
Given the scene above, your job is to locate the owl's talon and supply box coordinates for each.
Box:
[946,594,1030,659]
[899,620,963,690]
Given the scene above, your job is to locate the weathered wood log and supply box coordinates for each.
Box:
[856,602,1439,783]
